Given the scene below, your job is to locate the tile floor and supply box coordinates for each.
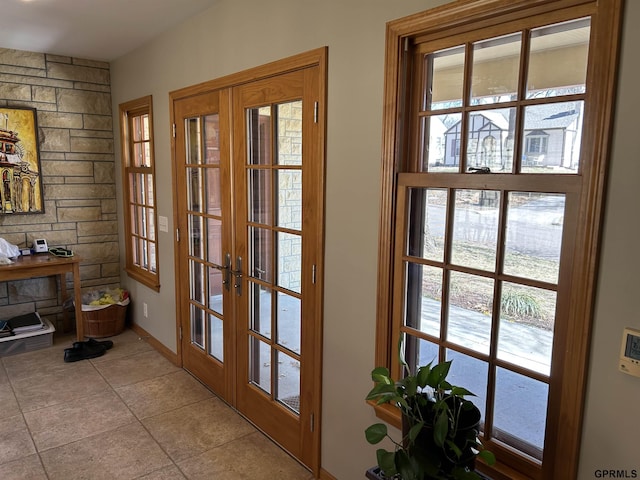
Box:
[0,328,315,480]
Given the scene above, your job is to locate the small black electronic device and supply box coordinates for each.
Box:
[619,327,640,377]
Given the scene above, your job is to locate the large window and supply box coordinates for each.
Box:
[119,96,159,291]
[375,1,622,479]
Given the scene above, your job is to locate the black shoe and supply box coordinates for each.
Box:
[63,342,107,362]
[73,338,114,350]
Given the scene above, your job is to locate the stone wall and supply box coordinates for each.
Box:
[0,48,119,331]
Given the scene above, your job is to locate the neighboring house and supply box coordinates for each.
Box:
[441,102,582,171]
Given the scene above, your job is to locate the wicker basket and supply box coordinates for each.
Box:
[81,303,128,338]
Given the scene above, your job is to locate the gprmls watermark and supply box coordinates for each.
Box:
[594,470,638,478]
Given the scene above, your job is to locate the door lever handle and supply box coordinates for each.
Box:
[230,256,242,296]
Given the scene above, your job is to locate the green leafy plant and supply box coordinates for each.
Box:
[365,349,494,479]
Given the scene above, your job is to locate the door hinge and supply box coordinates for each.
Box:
[179,325,183,341]
[310,413,315,432]
[314,102,318,123]
[312,264,317,284]
[172,123,176,138]
[176,228,180,243]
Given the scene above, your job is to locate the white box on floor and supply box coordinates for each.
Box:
[0,318,55,357]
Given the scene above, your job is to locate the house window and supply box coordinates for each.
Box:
[375,1,622,479]
[119,96,160,291]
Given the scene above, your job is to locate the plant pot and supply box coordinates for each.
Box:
[405,396,482,476]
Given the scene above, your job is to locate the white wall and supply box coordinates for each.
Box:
[109,1,640,478]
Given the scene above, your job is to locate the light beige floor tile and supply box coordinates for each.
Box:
[135,464,188,479]
[10,361,111,412]
[116,369,213,419]
[0,454,48,480]
[94,349,181,388]
[0,382,21,420]
[0,415,36,465]
[176,431,313,480]
[90,330,154,364]
[40,422,173,480]
[24,389,136,451]
[143,397,256,462]
[1,342,72,380]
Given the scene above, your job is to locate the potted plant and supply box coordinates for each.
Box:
[365,353,494,480]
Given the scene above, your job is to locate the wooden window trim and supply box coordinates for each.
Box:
[373,1,623,479]
[119,95,160,292]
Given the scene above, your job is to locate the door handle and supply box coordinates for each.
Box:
[231,256,242,296]
[211,253,231,291]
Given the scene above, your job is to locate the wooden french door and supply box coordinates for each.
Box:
[171,49,326,473]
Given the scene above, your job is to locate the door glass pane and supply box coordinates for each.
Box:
[521,102,583,174]
[207,218,222,266]
[466,108,516,172]
[527,18,590,99]
[405,262,441,338]
[425,45,465,110]
[249,169,271,225]
[407,188,447,261]
[186,117,202,164]
[276,101,302,166]
[504,192,564,283]
[447,271,493,355]
[249,336,271,394]
[204,114,220,165]
[191,304,204,349]
[249,227,273,283]
[250,282,272,339]
[205,167,221,215]
[189,259,204,305]
[470,33,521,105]
[451,189,500,271]
[247,106,271,165]
[494,367,548,460]
[186,167,202,212]
[276,351,300,414]
[421,114,461,172]
[208,314,223,361]
[188,215,202,258]
[446,349,488,419]
[208,266,224,315]
[277,232,301,293]
[498,282,555,376]
[277,292,300,354]
[276,169,302,230]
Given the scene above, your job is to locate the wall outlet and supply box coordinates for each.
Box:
[143,302,148,318]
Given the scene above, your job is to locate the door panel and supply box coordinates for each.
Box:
[172,52,325,473]
[174,90,234,401]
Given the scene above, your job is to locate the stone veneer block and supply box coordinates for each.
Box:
[83,114,113,131]
[94,162,115,183]
[44,184,115,200]
[39,128,70,152]
[0,84,31,101]
[70,136,113,154]
[73,242,119,262]
[36,111,83,129]
[8,277,56,303]
[0,49,45,69]
[57,89,111,115]
[57,206,102,222]
[47,62,110,85]
[42,160,93,177]
[31,86,56,103]
[77,220,117,236]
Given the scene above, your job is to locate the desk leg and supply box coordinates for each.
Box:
[59,274,72,332]
[72,262,84,341]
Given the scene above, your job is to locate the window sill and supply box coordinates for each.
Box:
[125,267,160,292]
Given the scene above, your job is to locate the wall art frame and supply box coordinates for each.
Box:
[0,106,44,214]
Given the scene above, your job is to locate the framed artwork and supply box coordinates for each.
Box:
[0,106,44,214]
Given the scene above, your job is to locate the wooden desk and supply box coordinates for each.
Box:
[0,254,84,340]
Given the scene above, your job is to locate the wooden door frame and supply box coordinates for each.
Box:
[169,47,327,476]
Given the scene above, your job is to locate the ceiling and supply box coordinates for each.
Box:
[1,0,220,62]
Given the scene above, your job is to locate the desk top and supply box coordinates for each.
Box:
[0,254,80,277]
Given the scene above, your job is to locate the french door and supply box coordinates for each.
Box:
[171,49,326,473]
